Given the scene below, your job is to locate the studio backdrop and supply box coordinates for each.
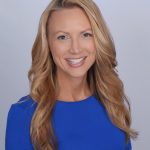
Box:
[0,0,150,150]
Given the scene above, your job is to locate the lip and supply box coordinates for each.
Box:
[65,56,87,60]
[65,56,87,68]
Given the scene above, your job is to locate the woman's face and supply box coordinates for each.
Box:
[47,7,96,79]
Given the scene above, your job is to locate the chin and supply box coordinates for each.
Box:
[66,69,88,78]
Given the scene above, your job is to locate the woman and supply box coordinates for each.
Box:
[5,0,138,150]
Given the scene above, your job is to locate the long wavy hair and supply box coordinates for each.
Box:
[28,0,138,149]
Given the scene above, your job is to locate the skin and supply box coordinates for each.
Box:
[47,6,96,102]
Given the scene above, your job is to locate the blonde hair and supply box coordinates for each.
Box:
[28,0,138,149]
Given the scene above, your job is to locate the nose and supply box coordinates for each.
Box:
[69,37,81,54]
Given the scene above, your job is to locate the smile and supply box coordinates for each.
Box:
[65,56,87,67]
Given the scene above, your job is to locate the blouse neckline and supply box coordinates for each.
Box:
[56,95,94,104]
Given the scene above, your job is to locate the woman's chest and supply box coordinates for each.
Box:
[52,102,127,150]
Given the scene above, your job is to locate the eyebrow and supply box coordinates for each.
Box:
[53,28,92,35]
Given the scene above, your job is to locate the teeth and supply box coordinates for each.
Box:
[66,57,85,64]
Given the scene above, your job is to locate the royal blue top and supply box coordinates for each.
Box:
[5,95,132,150]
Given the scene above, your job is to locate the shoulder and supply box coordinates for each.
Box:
[8,95,37,119]
[5,95,37,149]
[12,94,37,108]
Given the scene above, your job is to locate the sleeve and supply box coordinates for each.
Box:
[125,139,132,150]
[5,104,34,150]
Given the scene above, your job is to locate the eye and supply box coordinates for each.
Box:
[57,35,69,40]
[83,32,93,38]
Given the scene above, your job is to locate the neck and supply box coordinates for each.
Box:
[55,71,92,102]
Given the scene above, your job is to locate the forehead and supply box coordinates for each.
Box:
[47,7,91,33]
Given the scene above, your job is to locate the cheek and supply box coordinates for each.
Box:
[51,40,68,55]
[48,39,63,65]
[86,40,96,54]
[50,45,65,66]
[86,41,96,62]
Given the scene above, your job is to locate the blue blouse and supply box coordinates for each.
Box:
[5,95,132,150]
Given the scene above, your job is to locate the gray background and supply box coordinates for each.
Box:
[0,0,150,149]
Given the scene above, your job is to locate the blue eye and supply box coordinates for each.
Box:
[83,33,93,37]
[57,35,65,40]
[57,35,68,40]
